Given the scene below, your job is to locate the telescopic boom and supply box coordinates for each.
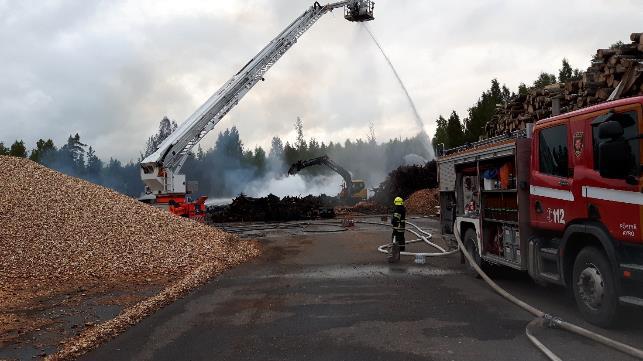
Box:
[140,0,375,197]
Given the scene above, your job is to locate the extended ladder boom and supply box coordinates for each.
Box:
[141,1,374,196]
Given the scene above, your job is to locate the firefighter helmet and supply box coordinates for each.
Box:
[394,197,404,206]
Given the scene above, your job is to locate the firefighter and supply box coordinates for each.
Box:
[392,196,406,251]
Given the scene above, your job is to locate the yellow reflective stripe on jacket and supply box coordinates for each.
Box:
[393,212,404,232]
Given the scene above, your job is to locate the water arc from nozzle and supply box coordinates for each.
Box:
[362,24,435,160]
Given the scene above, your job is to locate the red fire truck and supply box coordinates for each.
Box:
[438,96,643,326]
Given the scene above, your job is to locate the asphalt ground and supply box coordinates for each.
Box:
[81,217,643,361]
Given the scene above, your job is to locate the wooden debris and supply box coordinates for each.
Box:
[349,201,388,215]
[371,161,438,207]
[486,33,643,137]
[0,155,261,359]
[405,189,440,216]
[208,194,339,222]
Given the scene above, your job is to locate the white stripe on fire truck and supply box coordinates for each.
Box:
[582,186,643,205]
[529,185,575,201]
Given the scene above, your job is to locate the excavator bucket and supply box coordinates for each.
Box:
[344,0,374,22]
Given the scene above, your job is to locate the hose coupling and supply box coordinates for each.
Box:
[543,314,562,329]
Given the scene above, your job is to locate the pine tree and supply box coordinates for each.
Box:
[367,121,376,144]
[214,126,244,164]
[308,138,321,157]
[501,84,511,103]
[490,79,502,99]
[283,141,297,165]
[86,146,102,178]
[463,79,505,143]
[445,111,464,149]
[9,140,27,158]
[533,72,557,88]
[0,142,9,155]
[253,147,266,175]
[29,139,56,163]
[56,133,87,173]
[143,116,178,158]
[269,136,284,161]
[558,58,574,83]
[432,115,448,151]
[294,117,307,153]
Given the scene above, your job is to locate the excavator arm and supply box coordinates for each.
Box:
[288,155,356,196]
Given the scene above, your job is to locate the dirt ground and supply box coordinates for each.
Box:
[78,216,643,361]
[1,276,169,359]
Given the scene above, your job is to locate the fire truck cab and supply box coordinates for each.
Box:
[438,96,643,327]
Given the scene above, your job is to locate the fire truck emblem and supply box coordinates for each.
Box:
[573,132,584,158]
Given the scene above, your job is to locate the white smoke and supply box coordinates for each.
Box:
[403,153,428,166]
[243,173,344,198]
[205,198,234,206]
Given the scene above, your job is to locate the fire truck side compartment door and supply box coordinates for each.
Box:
[584,104,643,244]
[530,121,573,231]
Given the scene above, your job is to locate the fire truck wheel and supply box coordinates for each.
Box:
[572,247,620,327]
[463,228,482,278]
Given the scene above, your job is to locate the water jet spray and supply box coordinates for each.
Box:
[363,24,434,160]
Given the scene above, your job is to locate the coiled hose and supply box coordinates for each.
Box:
[452,226,643,360]
[360,220,459,257]
[363,219,643,360]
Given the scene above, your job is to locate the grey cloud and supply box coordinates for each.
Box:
[1,0,642,161]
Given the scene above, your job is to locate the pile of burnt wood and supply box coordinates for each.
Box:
[371,161,438,207]
[207,193,339,223]
[487,32,643,136]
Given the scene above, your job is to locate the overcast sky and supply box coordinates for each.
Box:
[1,0,641,161]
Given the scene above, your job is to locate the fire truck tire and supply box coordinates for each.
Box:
[463,228,482,278]
[572,247,620,327]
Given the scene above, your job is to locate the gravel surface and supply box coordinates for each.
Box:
[0,156,261,359]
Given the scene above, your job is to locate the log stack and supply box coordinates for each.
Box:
[486,32,643,137]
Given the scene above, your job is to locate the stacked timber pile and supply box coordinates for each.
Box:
[372,161,438,207]
[0,156,260,358]
[486,32,643,136]
[208,193,339,222]
[405,189,440,216]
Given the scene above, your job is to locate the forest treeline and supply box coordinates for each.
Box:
[1,117,430,198]
[432,58,583,150]
[1,57,589,198]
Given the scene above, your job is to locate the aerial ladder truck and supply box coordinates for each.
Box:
[139,1,375,219]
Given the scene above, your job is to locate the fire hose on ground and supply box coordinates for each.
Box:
[362,219,643,360]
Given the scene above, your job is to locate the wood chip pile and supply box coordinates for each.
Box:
[405,189,440,216]
[0,156,260,357]
[486,32,643,136]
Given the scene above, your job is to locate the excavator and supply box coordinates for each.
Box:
[138,1,375,219]
[288,155,367,204]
